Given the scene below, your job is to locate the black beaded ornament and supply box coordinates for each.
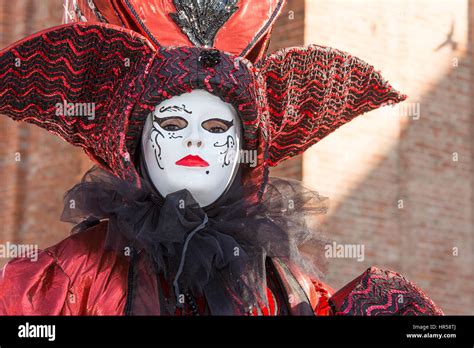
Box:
[199,49,221,68]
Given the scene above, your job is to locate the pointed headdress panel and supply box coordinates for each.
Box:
[257,45,406,166]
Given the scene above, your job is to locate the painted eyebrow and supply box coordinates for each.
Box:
[158,104,192,114]
[153,115,188,124]
[201,118,234,128]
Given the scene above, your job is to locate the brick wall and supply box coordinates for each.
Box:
[302,0,474,314]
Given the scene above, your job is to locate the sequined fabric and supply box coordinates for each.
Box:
[170,0,239,47]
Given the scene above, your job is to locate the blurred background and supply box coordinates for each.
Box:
[0,0,473,314]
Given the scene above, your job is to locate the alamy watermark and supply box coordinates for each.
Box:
[391,102,421,120]
[324,241,365,262]
[55,99,96,120]
[18,322,55,342]
[217,148,258,168]
[0,242,38,262]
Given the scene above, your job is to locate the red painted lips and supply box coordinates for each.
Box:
[175,155,209,167]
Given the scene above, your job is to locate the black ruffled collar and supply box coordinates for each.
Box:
[61,166,329,315]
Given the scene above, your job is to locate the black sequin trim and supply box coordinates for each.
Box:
[170,0,239,47]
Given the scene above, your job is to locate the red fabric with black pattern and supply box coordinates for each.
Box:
[0,23,155,185]
[329,267,444,316]
[257,45,407,166]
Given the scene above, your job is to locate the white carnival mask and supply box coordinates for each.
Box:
[141,89,242,207]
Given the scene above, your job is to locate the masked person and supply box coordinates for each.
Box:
[0,0,443,316]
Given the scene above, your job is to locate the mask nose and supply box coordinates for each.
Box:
[183,121,204,149]
[186,139,203,148]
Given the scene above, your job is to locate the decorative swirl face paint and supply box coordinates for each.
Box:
[141,89,242,207]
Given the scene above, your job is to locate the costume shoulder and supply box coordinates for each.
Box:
[0,221,128,315]
[328,267,443,315]
[0,244,70,315]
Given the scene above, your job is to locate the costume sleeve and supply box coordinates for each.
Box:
[310,279,333,316]
[328,267,443,315]
[0,251,71,315]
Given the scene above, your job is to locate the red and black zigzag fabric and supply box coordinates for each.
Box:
[0,23,155,184]
[258,45,406,166]
[329,267,444,315]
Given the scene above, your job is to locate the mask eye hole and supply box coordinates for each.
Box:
[201,118,233,134]
[154,116,188,131]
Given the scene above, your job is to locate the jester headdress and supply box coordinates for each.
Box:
[0,0,405,202]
